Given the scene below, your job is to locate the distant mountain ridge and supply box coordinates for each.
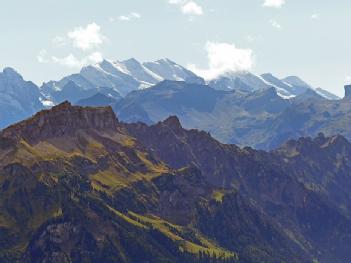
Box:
[0,59,342,150]
[209,71,339,100]
[0,68,43,128]
[41,58,205,104]
[114,80,351,149]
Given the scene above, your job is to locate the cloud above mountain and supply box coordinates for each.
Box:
[109,12,141,22]
[310,13,320,20]
[263,0,285,8]
[37,23,105,68]
[188,42,254,80]
[68,23,106,51]
[169,0,204,16]
[270,19,282,29]
[51,52,103,68]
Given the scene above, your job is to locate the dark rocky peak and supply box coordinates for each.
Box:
[344,85,351,99]
[311,133,349,149]
[159,116,183,130]
[276,133,350,157]
[313,132,328,145]
[1,101,120,143]
[276,136,320,155]
[324,134,350,149]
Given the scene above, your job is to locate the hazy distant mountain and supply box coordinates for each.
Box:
[315,87,340,100]
[209,72,339,100]
[38,58,339,109]
[0,67,43,128]
[114,80,228,125]
[143,58,205,85]
[43,80,122,105]
[113,80,351,149]
[208,72,270,92]
[75,92,118,107]
[41,58,205,104]
[114,80,292,148]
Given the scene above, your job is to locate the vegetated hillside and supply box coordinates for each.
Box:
[126,116,351,263]
[1,102,351,262]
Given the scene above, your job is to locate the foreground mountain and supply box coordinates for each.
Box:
[0,102,235,262]
[125,117,351,263]
[113,80,350,149]
[1,102,351,262]
[0,68,43,128]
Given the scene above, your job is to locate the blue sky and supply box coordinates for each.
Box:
[0,0,350,96]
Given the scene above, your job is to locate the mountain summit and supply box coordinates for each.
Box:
[2,101,119,143]
[0,67,43,128]
[40,58,205,104]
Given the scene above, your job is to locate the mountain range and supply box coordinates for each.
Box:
[40,58,204,102]
[0,58,347,151]
[1,102,351,262]
[114,80,351,149]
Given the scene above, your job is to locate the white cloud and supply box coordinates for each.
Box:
[52,36,67,48]
[245,35,257,43]
[181,2,203,16]
[52,52,103,68]
[188,42,254,80]
[37,49,49,63]
[131,12,141,19]
[270,19,282,29]
[169,0,204,16]
[52,54,82,68]
[263,0,285,8]
[168,0,183,4]
[114,12,141,22]
[39,23,106,69]
[310,13,320,20]
[345,76,351,85]
[118,16,131,21]
[67,23,105,51]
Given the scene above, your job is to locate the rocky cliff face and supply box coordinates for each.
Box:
[2,101,120,144]
[126,116,351,263]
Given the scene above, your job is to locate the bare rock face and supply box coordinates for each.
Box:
[1,101,120,143]
[23,222,98,263]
